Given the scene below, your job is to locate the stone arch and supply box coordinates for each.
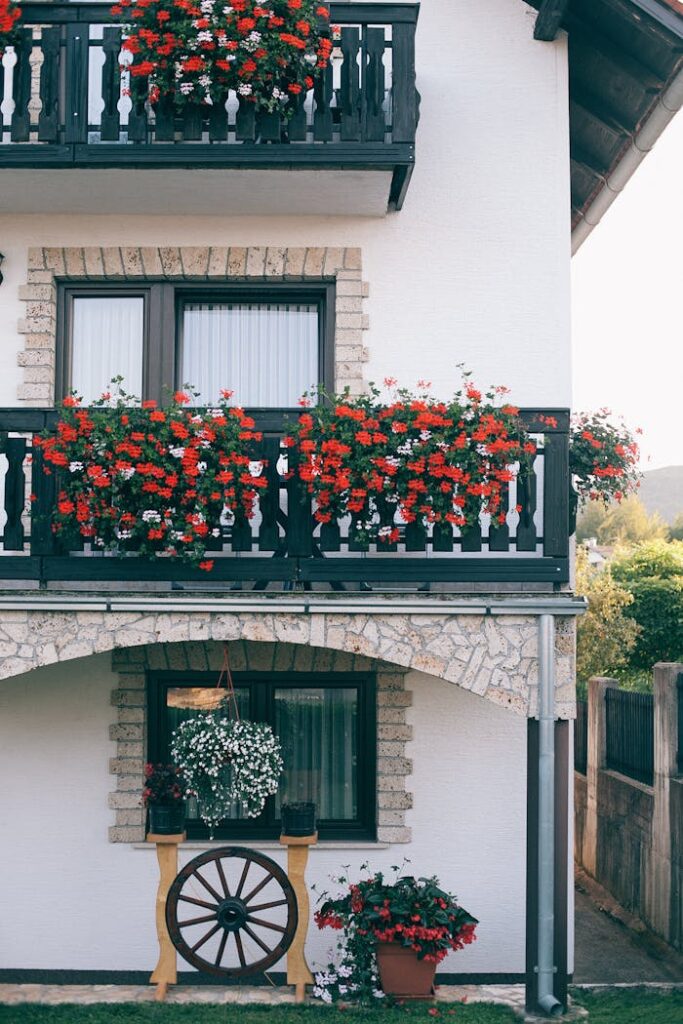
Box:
[0,607,548,715]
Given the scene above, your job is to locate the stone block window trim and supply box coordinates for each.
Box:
[19,247,370,405]
[108,640,412,845]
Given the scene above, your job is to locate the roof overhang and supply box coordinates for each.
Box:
[527,0,683,251]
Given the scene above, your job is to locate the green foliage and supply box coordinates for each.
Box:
[669,512,683,542]
[575,500,609,543]
[574,987,683,1024]
[575,548,641,693]
[610,540,683,671]
[612,538,683,581]
[576,496,668,546]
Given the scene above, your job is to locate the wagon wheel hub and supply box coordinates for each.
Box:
[217,896,248,932]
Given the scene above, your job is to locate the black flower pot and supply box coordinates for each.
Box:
[280,801,316,837]
[148,801,185,836]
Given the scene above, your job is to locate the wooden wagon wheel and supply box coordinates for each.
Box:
[166,846,298,978]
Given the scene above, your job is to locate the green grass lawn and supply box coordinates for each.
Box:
[573,987,683,1023]
[1,990,682,1024]
[0,1004,517,1024]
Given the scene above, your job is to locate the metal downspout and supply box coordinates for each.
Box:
[537,614,562,1017]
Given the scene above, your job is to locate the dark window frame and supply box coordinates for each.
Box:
[147,670,377,842]
[56,280,336,428]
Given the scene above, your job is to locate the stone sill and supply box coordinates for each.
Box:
[133,840,390,852]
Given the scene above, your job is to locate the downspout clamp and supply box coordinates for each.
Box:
[537,614,562,1017]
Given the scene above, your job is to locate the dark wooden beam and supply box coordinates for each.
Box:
[534,0,570,40]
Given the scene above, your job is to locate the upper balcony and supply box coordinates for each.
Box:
[0,407,570,594]
[0,2,419,216]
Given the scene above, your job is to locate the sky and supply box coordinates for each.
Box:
[571,109,683,472]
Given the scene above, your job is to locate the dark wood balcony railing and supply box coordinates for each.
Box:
[0,2,419,209]
[0,408,570,590]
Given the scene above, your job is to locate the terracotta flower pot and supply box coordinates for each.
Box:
[376,942,436,998]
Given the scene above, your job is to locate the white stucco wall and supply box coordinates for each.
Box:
[0,655,527,975]
[0,0,571,410]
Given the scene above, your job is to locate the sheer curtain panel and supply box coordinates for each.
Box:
[71,296,144,404]
[181,302,319,407]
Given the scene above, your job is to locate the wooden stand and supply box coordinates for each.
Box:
[280,833,318,1003]
[147,832,185,1002]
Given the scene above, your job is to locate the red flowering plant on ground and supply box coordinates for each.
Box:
[569,409,641,507]
[34,381,266,570]
[113,0,333,111]
[0,0,21,55]
[287,375,536,547]
[313,867,478,1003]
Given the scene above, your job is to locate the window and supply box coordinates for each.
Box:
[148,672,377,841]
[57,282,335,421]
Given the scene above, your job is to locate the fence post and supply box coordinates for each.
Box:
[583,677,614,877]
[646,663,682,943]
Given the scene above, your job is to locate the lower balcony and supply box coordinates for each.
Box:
[0,2,419,215]
[0,408,570,592]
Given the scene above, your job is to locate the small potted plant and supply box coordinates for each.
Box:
[315,870,477,1000]
[143,763,186,835]
[281,801,317,838]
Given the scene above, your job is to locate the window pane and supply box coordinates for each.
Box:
[181,302,319,407]
[274,687,358,820]
[71,297,144,404]
[165,687,250,823]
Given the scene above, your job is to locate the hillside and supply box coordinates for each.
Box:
[638,466,683,524]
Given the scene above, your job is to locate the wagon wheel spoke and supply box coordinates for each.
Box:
[243,923,274,956]
[216,858,231,898]
[191,923,222,954]
[247,916,287,934]
[247,898,288,913]
[178,912,218,928]
[234,928,247,968]
[235,858,251,898]
[242,872,274,905]
[178,894,219,911]
[194,869,223,903]
[215,930,229,968]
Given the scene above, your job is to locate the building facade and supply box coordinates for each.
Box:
[6,0,680,1013]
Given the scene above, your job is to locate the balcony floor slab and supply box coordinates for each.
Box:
[0,166,393,217]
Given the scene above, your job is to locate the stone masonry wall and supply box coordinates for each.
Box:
[109,639,412,844]
[17,245,370,403]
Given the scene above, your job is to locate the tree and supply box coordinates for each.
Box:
[574,547,641,693]
[610,540,683,671]
[669,513,683,542]
[576,501,609,543]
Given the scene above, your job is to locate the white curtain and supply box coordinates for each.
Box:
[71,296,144,404]
[181,302,319,407]
[274,687,357,820]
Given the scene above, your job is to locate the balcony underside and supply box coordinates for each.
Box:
[0,161,405,217]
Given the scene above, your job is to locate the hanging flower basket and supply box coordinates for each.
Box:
[287,376,537,547]
[34,383,266,570]
[171,715,283,834]
[0,0,21,55]
[112,0,334,113]
[569,410,641,525]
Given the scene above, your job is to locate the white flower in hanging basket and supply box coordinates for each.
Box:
[171,714,283,833]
